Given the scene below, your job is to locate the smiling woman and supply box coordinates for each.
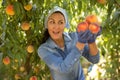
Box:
[38,6,101,80]
[47,12,65,48]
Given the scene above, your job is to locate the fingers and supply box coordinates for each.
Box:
[78,30,91,39]
[97,26,102,36]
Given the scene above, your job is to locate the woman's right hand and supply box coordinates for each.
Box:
[77,30,92,43]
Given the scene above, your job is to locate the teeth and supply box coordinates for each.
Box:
[53,31,59,34]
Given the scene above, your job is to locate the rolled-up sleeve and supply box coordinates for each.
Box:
[38,46,82,73]
[82,45,100,64]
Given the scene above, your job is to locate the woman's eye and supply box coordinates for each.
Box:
[49,21,55,24]
[59,21,64,24]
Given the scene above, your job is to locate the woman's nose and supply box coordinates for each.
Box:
[54,23,60,29]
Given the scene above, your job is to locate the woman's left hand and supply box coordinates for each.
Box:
[88,26,102,43]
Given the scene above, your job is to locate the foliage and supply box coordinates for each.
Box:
[0,0,120,80]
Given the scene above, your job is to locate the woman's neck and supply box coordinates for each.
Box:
[54,37,64,48]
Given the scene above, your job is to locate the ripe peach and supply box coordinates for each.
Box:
[27,45,34,53]
[85,15,99,24]
[12,65,17,70]
[15,74,21,80]
[89,23,100,34]
[20,66,25,72]
[30,76,37,80]
[24,4,32,11]
[77,22,88,32]
[14,59,18,62]
[21,22,30,31]
[3,56,10,65]
[98,0,106,4]
[5,4,15,16]
[33,67,40,74]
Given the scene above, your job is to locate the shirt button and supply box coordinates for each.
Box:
[74,58,77,61]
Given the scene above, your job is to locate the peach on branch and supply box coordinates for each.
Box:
[15,74,21,80]
[3,56,10,65]
[33,67,40,74]
[5,4,15,16]
[27,45,34,53]
[24,4,32,11]
[98,0,107,4]
[20,66,25,72]
[29,76,37,80]
[21,22,30,31]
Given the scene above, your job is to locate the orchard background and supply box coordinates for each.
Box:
[0,0,120,80]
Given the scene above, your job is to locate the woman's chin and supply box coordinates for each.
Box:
[51,35,61,40]
[52,37,60,40]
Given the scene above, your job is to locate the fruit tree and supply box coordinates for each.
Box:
[0,0,120,80]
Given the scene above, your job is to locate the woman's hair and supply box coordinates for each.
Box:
[54,11,64,16]
[40,29,49,44]
[40,11,65,44]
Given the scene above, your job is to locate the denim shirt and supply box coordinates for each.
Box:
[38,32,100,80]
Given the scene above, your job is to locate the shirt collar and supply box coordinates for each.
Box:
[46,32,72,49]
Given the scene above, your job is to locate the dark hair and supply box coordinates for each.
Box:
[40,29,49,44]
[54,11,64,15]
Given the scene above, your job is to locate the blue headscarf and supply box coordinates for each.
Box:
[44,6,70,29]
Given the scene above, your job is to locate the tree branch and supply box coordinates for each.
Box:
[114,0,120,7]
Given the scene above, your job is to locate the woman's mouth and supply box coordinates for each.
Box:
[53,31,60,34]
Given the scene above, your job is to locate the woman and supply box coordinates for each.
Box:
[38,6,101,80]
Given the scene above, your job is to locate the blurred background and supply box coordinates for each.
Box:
[0,0,120,80]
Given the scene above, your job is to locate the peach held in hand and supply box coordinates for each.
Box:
[89,23,100,34]
[77,22,88,32]
[85,15,99,24]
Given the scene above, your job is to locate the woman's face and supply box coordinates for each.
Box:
[47,12,65,41]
